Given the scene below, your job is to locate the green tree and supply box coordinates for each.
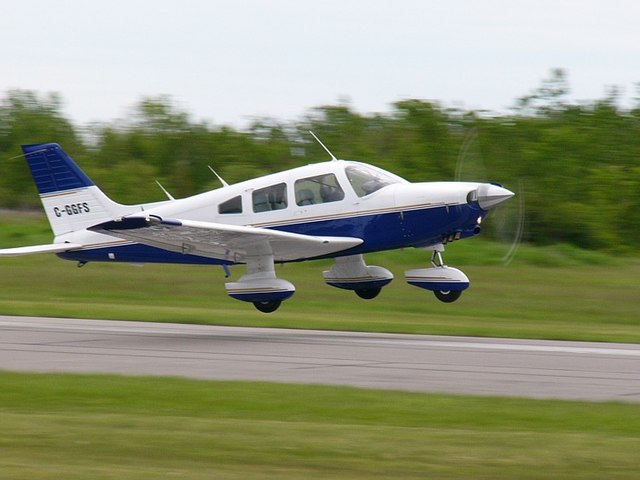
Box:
[0,90,82,207]
[2,78,640,252]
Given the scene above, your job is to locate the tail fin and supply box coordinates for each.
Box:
[21,143,132,236]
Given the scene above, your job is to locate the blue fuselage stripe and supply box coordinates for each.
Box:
[276,204,483,252]
[57,244,230,265]
[58,204,484,265]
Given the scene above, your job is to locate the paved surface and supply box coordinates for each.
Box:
[1,315,639,402]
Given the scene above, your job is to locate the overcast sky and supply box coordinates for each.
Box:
[2,0,639,127]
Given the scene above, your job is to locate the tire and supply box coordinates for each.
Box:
[434,290,462,303]
[253,300,282,313]
[355,287,382,300]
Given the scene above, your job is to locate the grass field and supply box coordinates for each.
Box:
[1,211,639,342]
[1,371,639,479]
[2,213,640,478]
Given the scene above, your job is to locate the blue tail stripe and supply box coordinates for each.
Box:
[21,143,94,195]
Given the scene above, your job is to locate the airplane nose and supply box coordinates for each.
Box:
[477,183,514,210]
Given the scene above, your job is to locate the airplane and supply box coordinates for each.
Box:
[0,135,514,313]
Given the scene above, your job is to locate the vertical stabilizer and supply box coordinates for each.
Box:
[21,143,132,236]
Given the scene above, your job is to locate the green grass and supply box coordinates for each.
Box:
[1,211,639,342]
[2,214,639,478]
[1,371,639,479]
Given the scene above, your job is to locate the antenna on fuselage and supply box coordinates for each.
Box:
[208,165,230,188]
[309,130,338,162]
[155,180,175,201]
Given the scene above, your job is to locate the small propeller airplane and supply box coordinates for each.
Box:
[0,134,513,312]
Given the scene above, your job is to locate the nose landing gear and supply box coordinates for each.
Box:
[433,289,462,303]
[405,244,469,303]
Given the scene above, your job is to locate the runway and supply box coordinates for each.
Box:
[1,315,639,402]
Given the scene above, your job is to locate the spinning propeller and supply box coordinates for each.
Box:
[455,128,525,265]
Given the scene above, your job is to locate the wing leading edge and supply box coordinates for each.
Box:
[89,216,363,263]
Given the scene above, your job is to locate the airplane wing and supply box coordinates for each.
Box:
[89,216,362,263]
[0,243,83,257]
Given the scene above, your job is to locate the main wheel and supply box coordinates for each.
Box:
[253,300,281,313]
[434,290,462,303]
[355,287,381,300]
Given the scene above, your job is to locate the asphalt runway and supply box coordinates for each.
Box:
[1,315,639,402]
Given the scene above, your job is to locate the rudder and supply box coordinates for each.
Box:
[22,143,95,195]
[21,143,131,237]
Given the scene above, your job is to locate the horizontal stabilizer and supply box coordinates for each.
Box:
[0,243,83,257]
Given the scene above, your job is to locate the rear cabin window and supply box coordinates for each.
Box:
[252,183,288,212]
[295,173,345,206]
[218,196,242,214]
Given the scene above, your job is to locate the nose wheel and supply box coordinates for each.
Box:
[430,249,466,303]
[405,244,470,303]
[433,290,462,303]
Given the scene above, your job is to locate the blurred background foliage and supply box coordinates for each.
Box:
[1,70,639,252]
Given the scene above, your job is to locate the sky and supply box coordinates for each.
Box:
[2,0,639,128]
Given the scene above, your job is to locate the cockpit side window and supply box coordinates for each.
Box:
[252,183,288,213]
[295,173,345,206]
[345,165,400,197]
[218,195,242,214]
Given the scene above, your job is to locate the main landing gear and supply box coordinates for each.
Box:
[405,245,470,303]
[227,246,469,312]
[323,255,393,300]
[225,253,295,313]
[253,300,282,313]
[355,287,382,300]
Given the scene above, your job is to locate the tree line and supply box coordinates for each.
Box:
[1,71,640,252]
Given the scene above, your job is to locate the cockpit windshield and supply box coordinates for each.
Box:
[345,164,403,197]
